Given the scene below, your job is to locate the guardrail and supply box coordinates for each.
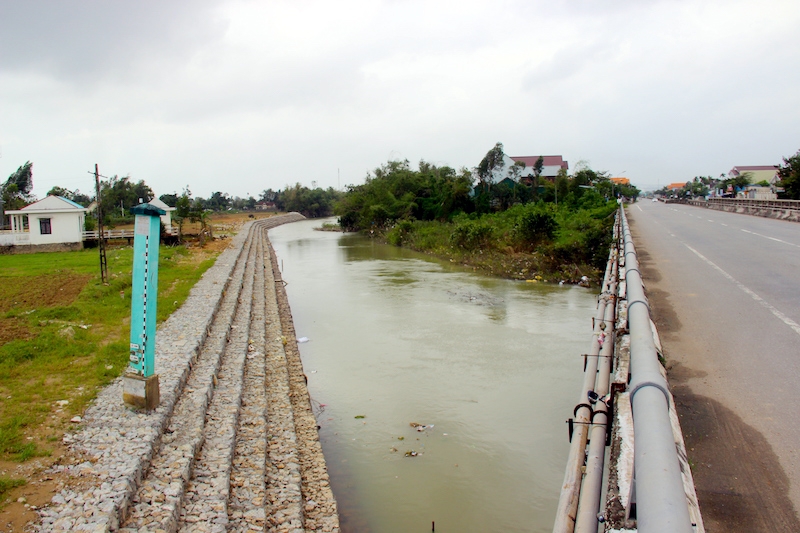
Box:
[705,198,800,211]
[83,227,178,240]
[553,213,620,533]
[621,206,693,533]
[554,205,695,533]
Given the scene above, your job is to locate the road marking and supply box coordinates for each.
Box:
[721,223,728,227]
[740,229,800,249]
[636,205,643,212]
[707,219,714,222]
[684,244,800,337]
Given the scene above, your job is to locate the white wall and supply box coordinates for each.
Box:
[28,212,84,245]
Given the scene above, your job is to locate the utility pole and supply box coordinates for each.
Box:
[94,164,109,283]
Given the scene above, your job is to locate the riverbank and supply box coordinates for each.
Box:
[384,234,599,284]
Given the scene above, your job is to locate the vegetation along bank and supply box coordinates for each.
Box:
[334,144,640,284]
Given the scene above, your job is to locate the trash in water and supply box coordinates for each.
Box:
[354,415,366,419]
[297,337,310,343]
[404,450,418,457]
[410,422,434,432]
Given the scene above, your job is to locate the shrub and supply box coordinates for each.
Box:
[450,217,495,250]
[514,206,556,247]
[387,220,415,246]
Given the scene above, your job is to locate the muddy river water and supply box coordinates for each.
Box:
[268,218,596,533]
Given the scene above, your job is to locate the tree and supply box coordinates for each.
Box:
[476,142,505,191]
[777,149,800,200]
[174,192,192,238]
[160,193,179,206]
[47,186,92,206]
[2,161,34,212]
[533,156,544,180]
[207,191,230,211]
[260,189,278,203]
[99,175,154,224]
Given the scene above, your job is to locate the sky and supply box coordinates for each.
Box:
[1,0,799,199]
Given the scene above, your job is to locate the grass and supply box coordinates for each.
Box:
[0,476,25,500]
[0,242,219,462]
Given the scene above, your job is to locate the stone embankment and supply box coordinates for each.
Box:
[36,213,340,532]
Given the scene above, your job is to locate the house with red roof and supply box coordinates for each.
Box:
[509,155,569,183]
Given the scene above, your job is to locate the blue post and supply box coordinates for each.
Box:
[123,203,165,410]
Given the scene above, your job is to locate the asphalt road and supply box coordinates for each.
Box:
[627,201,800,531]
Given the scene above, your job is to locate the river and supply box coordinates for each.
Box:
[268,218,596,533]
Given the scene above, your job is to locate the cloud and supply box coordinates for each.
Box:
[1,0,799,197]
[0,1,228,79]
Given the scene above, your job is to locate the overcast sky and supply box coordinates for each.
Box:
[1,0,798,199]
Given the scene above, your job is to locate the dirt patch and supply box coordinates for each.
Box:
[0,411,95,532]
[671,384,800,532]
[0,273,92,314]
[0,318,32,346]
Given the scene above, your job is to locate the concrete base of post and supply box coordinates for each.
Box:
[123,373,160,411]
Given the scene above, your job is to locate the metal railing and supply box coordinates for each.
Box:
[621,207,693,533]
[553,215,620,533]
[82,227,178,240]
[554,206,694,533]
[704,198,800,211]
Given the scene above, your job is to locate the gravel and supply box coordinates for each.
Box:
[36,213,339,533]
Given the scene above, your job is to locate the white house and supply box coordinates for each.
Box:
[148,197,176,229]
[3,196,87,247]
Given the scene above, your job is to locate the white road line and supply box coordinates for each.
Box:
[637,205,643,212]
[741,229,800,249]
[684,243,800,337]
[721,223,728,227]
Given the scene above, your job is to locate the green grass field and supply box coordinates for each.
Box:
[0,244,219,469]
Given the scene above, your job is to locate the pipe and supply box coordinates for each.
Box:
[620,207,693,533]
[574,252,618,533]
[553,218,620,533]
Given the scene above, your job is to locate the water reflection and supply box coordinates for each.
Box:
[268,218,596,533]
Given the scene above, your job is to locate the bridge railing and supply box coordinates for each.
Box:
[701,198,800,211]
[621,206,693,533]
[554,206,695,533]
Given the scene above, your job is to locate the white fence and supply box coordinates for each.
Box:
[0,232,30,246]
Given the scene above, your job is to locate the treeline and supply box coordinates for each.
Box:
[333,147,632,279]
[0,160,341,230]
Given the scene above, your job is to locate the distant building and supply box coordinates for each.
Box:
[148,197,176,229]
[666,182,688,192]
[508,155,569,183]
[2,195,87,250]
[740,185,777,200]
[610,177,631,186]
[728,165,779,184]
[480,155,569,186]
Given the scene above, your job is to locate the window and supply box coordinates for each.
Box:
[40,218,52,235]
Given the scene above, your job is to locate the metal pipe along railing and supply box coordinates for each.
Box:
[553,215,620,533]
[620,206,693,533]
